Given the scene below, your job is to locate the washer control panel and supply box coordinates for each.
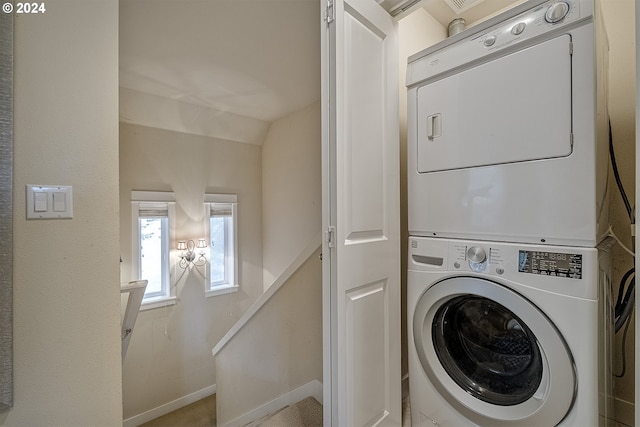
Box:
[447,241,582,279]
[408,237,596,300]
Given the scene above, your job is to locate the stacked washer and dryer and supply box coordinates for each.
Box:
[406,0,614,426]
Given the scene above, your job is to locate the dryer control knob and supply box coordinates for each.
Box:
[545,2,570,23]
[466,246,487,264]
[483,35,496,47]
[511,22,526,35]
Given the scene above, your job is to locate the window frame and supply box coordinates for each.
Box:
[131,191,177,310]
[204,193,239,297]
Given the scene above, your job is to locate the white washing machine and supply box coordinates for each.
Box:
[408,236,613,426]
[406,0,609,247]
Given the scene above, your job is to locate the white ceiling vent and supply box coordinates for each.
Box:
[443,0,487,14]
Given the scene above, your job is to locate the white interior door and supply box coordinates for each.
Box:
[321,0,401,425]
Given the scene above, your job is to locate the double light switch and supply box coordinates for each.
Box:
[26,185,73,219]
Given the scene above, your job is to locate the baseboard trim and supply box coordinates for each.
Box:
[123,384,217,427]
[220,379,323,427]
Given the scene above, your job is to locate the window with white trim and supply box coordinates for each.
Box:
[132,191,177,309]
[205,194,238,297]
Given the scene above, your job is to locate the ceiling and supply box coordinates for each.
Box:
[119,0,521,143]
[119,0,322,138]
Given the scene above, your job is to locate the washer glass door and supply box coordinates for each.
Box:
[433,295,543,405]
[413,276,576,426]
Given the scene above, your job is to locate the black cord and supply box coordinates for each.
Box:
[608,119,635,377]
[615,267,635,318]
[614,309,633,378]
[615,280,635,333]
[609,120,634,222]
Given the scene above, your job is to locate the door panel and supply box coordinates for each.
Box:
[343,8,386,242]
[346,280,388,426]
[322,0,401,425]
[417,35,573,173]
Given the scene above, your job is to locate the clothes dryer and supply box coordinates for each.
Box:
[407,236,614,426]
[406,0,609,246]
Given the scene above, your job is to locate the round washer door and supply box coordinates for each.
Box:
[413,276,575,427]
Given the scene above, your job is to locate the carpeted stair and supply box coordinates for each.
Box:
[257,397,322,427]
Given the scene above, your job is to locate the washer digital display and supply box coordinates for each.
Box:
[518,250,582,279]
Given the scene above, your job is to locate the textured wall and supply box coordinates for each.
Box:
[3,0,121,425]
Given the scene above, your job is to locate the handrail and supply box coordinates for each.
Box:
[212,232,322,356]
[121,280,148,361]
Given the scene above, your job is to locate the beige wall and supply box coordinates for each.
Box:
[601,1,636,424]
[119,123,263,419]
[2,0,122,425]
[261,101,322,290]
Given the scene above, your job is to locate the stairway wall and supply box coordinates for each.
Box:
[262,101,322,291]
[214,247,323,426]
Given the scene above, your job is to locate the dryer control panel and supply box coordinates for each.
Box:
[407,0,584,87]
[473,1,580,53]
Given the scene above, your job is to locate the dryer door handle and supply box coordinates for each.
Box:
[427,114,442,140]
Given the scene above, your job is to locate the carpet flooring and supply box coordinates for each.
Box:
[139,394,217,427]
[257,397,322,427]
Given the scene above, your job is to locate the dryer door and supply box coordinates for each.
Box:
[413,276,575,427]
[416,34,572,173]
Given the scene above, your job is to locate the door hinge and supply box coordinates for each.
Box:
[324,226,336,248]
[570,132,574,148]
[324,0,334,24]
[569,42,573,55]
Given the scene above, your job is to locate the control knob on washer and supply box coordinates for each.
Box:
[466,246,487,264]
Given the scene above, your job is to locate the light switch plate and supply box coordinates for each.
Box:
[26,185,73,219]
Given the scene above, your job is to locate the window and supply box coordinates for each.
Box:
[139,211,168,297]
[205,194,238,297]
[132,191,177,309]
